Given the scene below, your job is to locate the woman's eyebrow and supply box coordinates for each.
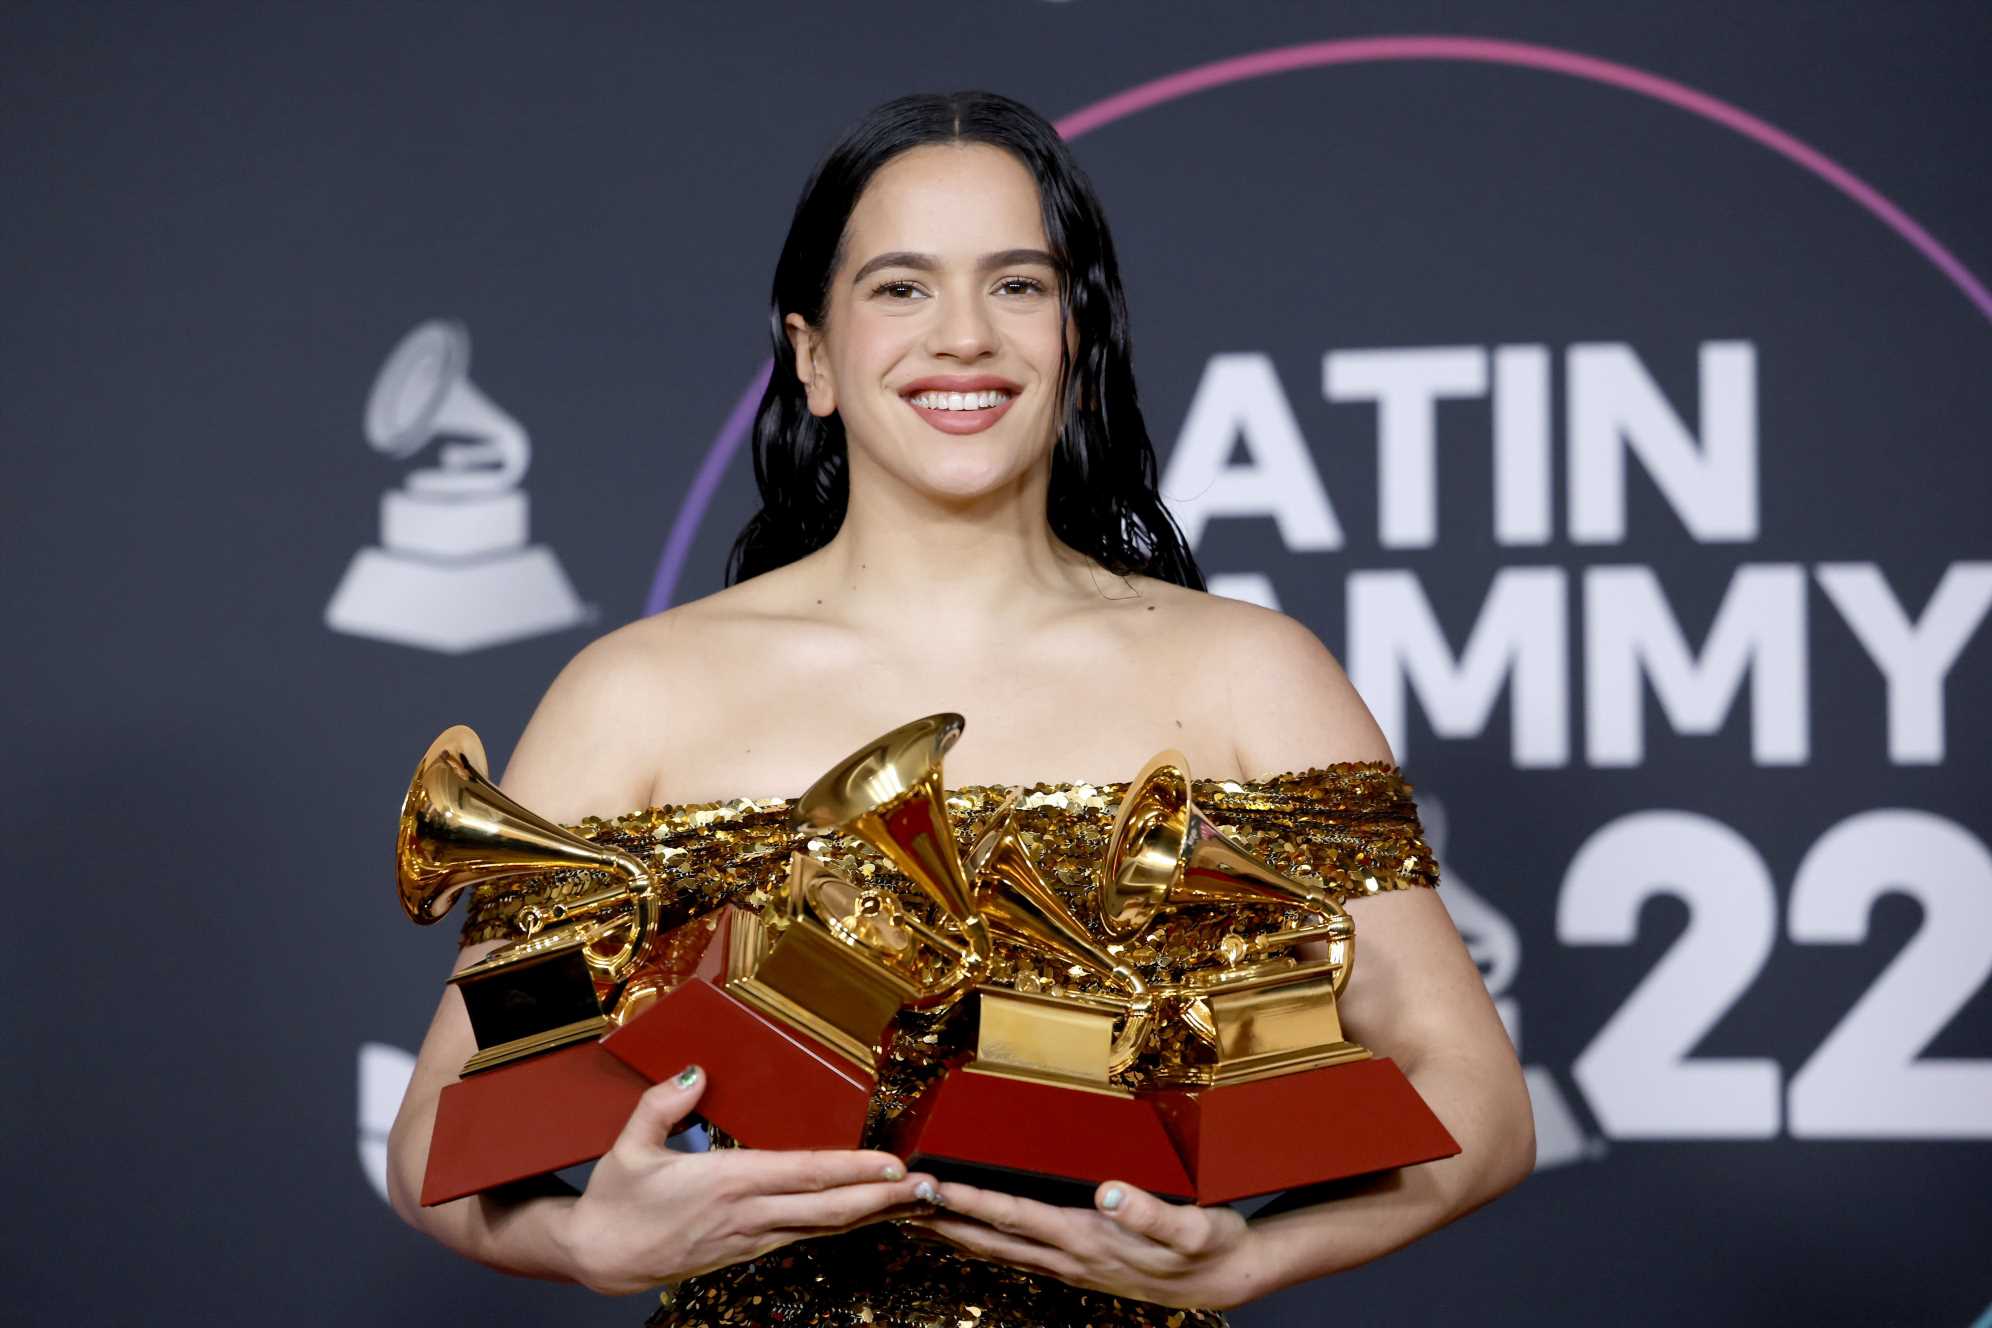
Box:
[851,248,1058,286]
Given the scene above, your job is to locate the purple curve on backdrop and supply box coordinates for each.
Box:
[645,33,1992,615]
[644,359,771,616]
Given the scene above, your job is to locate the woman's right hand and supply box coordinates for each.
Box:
[555,1065,937,1296]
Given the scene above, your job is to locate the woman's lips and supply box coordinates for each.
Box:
[903,392,1018,436]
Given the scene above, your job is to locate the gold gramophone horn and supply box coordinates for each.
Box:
[1100,749,1354,992]
[792,714,992,1009]
[968,791,1156,1075]
[396,725,660,984]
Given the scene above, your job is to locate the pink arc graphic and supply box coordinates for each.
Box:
[645,34,1991,615]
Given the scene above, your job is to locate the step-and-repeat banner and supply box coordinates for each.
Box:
[8,4,1986,1324]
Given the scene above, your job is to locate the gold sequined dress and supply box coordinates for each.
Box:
[458,764,1439,1328]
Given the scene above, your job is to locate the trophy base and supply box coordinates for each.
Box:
[421,977,876,1206]
[891,1068,1194,1205]
[603,976,875,1151]
[1146,1057,1461,1205]
[422,1041,647,1206]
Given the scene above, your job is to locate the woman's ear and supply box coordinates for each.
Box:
[784,313,836,417]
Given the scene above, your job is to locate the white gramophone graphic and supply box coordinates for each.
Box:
[324,320,588,653]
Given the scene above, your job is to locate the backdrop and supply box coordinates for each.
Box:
[5,3,1988,1324]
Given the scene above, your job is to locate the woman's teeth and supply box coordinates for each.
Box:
[908,390,1013,411]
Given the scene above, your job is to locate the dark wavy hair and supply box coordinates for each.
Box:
[725,90,1204,591]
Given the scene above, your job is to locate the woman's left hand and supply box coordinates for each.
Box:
[911,1179,1267,1311]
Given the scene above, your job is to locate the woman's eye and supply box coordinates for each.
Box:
[873,281,923,300]
[997,277,1046,296]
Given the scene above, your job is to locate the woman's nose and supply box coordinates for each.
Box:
[927,288,999,359]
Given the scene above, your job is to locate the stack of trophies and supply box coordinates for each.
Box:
[398,715,1456,1208]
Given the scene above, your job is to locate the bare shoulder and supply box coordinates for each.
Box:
[1136,583,1393,775]
[497,589,756,819]
[505,568,834,814]
[494,619,665,819]
[551,568,798,692]
[1113,573,1317,652]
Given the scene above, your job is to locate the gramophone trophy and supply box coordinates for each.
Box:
[398,724,674,1203]
[597,841,966,1159]
[786,717,1195,1202]
[1099,751,1459,1203]
[398,725,662,1071]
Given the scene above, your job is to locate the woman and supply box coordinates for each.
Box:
[387,90,1534,1323]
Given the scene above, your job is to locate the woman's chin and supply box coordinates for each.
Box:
[885,450,1039,505]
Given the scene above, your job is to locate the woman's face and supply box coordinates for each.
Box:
[787,143,1075,506]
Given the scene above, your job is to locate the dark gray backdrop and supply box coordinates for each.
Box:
[5,2,1988,1324]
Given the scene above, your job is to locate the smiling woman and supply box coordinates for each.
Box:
[728,93,1202,592]
[384,90,1533,1328]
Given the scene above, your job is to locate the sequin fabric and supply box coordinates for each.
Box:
[456,764,1437,1328]
[647,1223,1224,1328]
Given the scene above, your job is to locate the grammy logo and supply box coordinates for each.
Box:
[325,320,588,653]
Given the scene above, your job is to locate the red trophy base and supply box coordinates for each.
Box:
[1147,1058,1461,1205]
[602,977,876,1152]
[890,1069,1195,1206]
[422,978,877,1206]
[422,1041,648,1206]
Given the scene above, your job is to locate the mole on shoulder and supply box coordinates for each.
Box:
[1146,604,1156,611]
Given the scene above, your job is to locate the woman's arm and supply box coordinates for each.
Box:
[385,940,585,1278]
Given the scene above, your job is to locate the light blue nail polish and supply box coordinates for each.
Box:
[1101,1185,1125,1211]
[915,1181,937,1203]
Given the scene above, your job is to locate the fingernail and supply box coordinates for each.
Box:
[882,1162,905,1181]
[915,1181,937,1204]
[1100,1185,1125,1212]
[674,1064,701,1089]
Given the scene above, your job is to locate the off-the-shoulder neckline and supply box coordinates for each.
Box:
[576,760,1407,826]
